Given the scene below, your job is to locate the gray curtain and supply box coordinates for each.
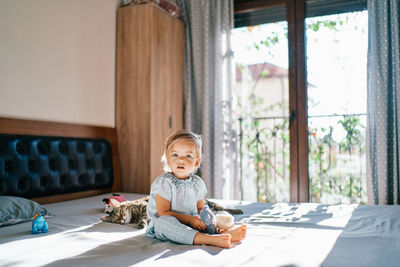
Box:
[176,0,239,199]
[367,0,400,204]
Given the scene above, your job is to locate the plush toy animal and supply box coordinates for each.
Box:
[200,205,219,234]
[215,212,235,230]
[200,205,234,234]
[32,214,48,234]
[103,193,126,213]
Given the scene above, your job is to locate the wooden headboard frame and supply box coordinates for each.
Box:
[0,117,121,204]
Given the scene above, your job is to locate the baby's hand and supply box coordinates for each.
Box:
[189,216,206,231]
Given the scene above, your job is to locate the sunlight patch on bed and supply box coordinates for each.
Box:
[232,203,358,265]
[0,221,146,266]
[238,202,357,227]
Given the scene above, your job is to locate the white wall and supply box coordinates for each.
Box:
[0,0,120,127]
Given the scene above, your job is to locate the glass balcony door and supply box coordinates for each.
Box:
[233,0,367,203]
[233,3,290,202]
[305,8,368,204]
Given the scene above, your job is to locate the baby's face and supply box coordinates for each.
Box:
[168,140,200,179]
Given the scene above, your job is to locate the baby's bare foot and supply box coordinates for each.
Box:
[212,233,232,248]
[194,233,232,248]
[228,225,247,242]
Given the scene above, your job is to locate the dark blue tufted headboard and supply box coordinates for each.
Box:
[0,134,114,198]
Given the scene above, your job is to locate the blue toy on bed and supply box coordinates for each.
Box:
[32,214,48,234]
[200,205,219,234]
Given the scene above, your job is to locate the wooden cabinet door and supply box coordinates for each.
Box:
[117,3,184,193]
[150,4,184,183]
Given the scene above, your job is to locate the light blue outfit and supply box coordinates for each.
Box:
[146,172,207,245]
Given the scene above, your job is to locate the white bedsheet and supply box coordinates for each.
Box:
[1,193,400,267]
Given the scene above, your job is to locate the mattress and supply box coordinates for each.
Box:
[1,193,400,267]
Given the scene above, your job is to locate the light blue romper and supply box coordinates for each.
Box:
[146,172,207,245]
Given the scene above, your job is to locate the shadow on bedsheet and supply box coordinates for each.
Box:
[233,201,343,230]
[321,205,400,267]
[43,239,224,267]
[42,223,225,267]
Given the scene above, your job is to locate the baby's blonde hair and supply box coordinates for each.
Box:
[161,129,202,172]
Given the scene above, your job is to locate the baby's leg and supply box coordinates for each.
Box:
[154,215,197,245]
[193,233,231,248]
[222,225,247,242]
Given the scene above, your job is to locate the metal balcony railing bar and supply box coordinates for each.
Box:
[237,113,367,203]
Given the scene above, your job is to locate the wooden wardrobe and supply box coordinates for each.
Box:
[116,3,184,194]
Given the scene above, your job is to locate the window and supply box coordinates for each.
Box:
[233,0,367,203]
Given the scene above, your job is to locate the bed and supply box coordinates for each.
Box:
[1,118,400,267]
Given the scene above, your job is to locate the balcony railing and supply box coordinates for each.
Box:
[238,113,367,204]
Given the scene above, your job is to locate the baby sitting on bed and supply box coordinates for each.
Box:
[146,129,246,248]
